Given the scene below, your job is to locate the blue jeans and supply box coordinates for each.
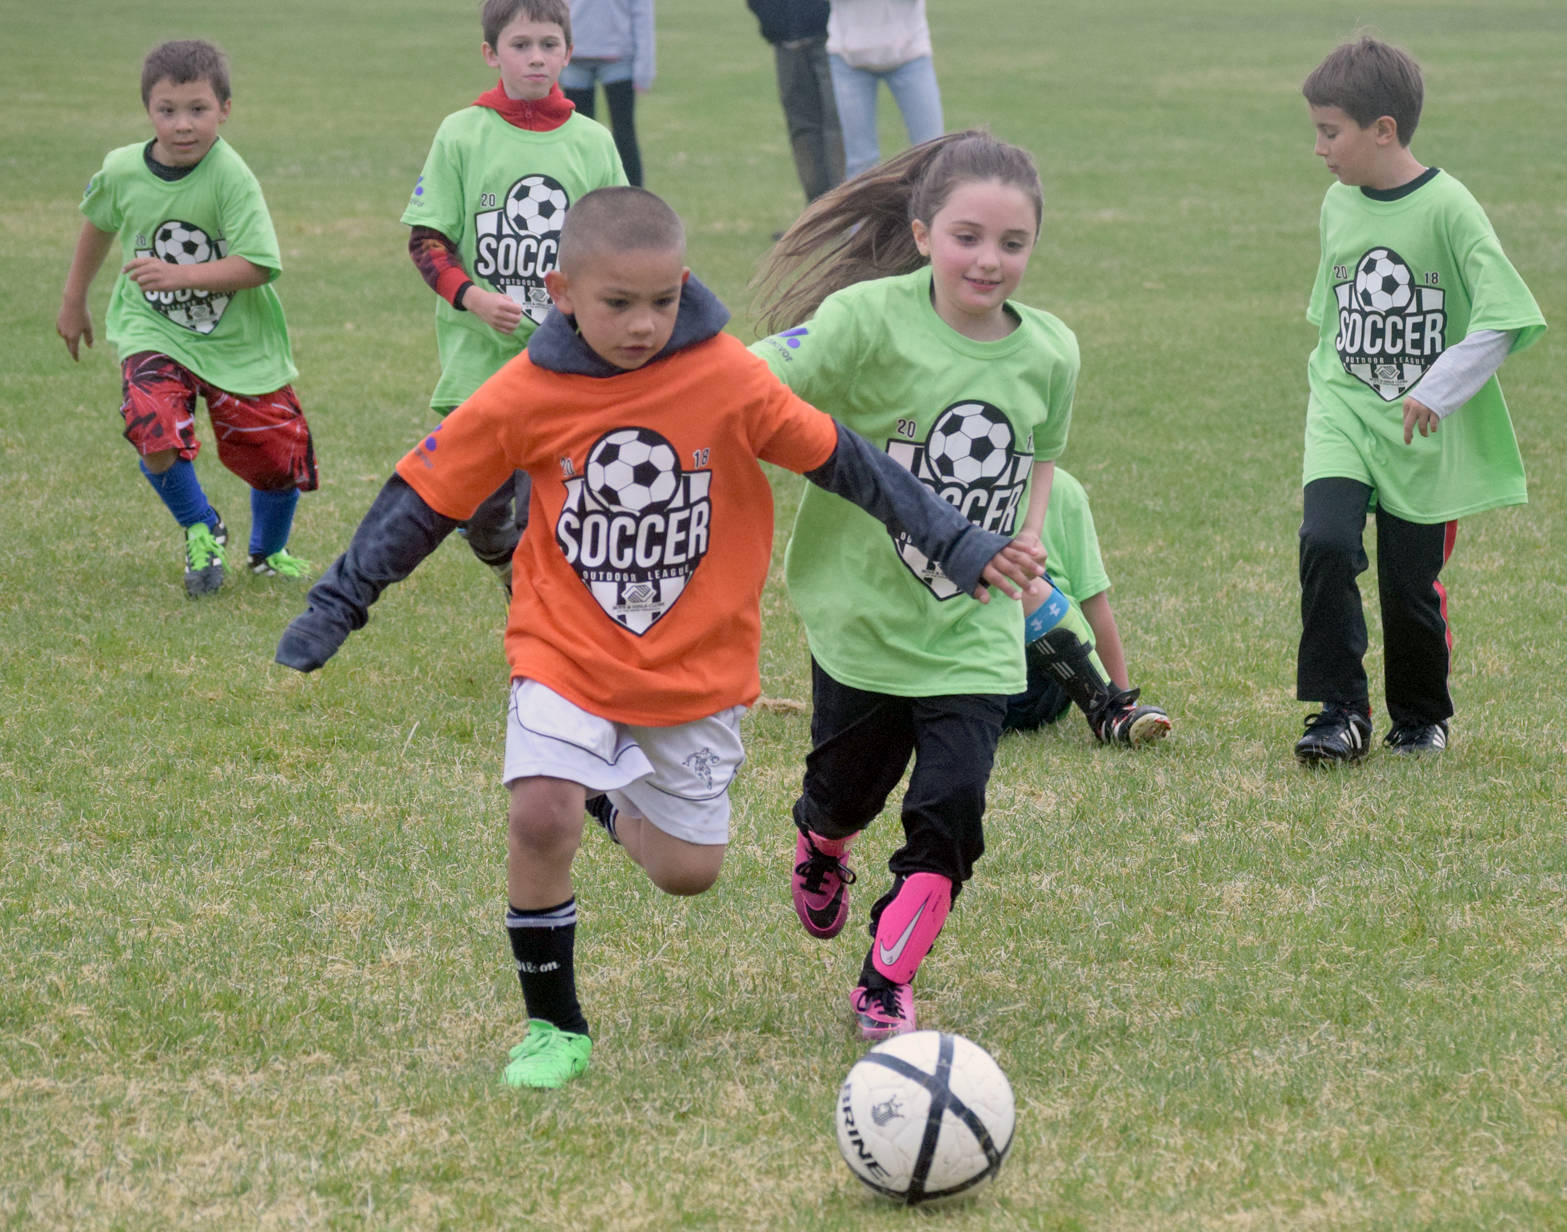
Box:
[828,53,944,178]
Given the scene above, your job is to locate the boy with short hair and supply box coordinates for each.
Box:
[56,38,317,597]
[1294,36,1545,764]
[1002,467,1171,744]
[276,186,1043,1091]
[404,0,625,590]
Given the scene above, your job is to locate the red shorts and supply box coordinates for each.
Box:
[119,351,319,492]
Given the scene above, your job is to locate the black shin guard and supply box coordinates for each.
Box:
[1026,626,1112,717]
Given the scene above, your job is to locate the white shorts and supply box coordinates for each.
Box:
[502,679,746,846]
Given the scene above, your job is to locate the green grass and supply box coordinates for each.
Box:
[4,0,1566,1226]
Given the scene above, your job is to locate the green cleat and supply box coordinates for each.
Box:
[184,519,228,597]
[503,1020,592,1090]
[248,549,313,578]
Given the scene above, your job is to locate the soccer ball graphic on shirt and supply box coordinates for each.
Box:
[836,1031,1015,1205]
[926,403,1014,486]
[1353,247,1415,313]
[585,427,681,515]
[505,175,570,238]
[153,220,214,265]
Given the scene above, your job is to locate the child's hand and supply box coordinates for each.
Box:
[1402,395,1440,445]
[122,256,189,293]
[56,301,93,361]
[973,539,1047,603]
[468,288,525,335]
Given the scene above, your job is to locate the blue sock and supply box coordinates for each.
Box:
[140,458,215,529]
[249,487,299,557]
[1024,584,1072,642]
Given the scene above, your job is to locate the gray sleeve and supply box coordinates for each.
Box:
[275,475,460,672]
[1415,329,1514,419]
[802,423,1009,596]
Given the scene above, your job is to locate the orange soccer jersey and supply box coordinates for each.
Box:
[396,332,838,726]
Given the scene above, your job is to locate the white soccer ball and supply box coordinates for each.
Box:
[836,1031,1015,1205]
[504,174,569,237]
[153,219,213,265]
[1354,247,1414,313]
[926,403,1014,486]
[585,427,680,514]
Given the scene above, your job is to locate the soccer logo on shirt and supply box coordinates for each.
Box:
[1332,246,1448,400]
[555,427,713,634]
[473,173,569,326]
[886,401,1032,601]
[133,219,231,334]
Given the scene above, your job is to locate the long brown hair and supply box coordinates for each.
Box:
[752,130,1044,335]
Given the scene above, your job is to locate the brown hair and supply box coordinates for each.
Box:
[752,130,1044,335]
[1303,36,1423,146]
[481,0,572,48]
[140,39,230,107]
[557,187,685,274]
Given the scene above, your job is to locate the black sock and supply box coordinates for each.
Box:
[504,899,590,1036]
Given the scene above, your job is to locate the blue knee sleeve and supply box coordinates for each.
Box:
[249,487,299,556]
[139,458,214,529]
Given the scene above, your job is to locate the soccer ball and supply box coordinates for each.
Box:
[505,174,569,237]
[836,1031,1015,1205]
[1354,247,1414,313]
[153,220,213,265]
[926,403,1014,486]
[585,427,680,515]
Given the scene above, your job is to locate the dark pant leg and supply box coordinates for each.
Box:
[774,37,844,202]
[562,84,595,118]
[464,473,524,568]
[1297,477,1374,705]
[792,659,914,844]
[1375,507,1456,726]
[601,79,642,186]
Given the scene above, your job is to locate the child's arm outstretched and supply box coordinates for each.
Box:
[56,221,117,360]
[806,423,1043,600]
[275,475,460,671]
[409,225,523,335]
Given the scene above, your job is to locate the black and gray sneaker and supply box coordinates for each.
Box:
[1294,703,1372,765]
[183,514,228,598]
[1384,720,1449,755]
[586,794,621,844]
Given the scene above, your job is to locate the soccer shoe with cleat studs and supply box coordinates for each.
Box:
[851,981,916,1041]
[1090,688,1172,747]
[585,794,621,845]
[1294,703,1372,765]
[504,1020,592,1090]
[183,516,228,597]
[1383,720,1449,755]
[792,830,856,939]
[248,548,313,578]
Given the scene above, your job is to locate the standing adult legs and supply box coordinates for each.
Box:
[828,53,883,179]
[882,54,944,148]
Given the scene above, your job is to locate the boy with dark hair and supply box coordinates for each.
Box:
[1294,36,1545,763]
[404,0,625,589]
[276,186,1043,1090]
[57,38,317,596]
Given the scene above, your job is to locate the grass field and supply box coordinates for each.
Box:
[3,0,1566,1227]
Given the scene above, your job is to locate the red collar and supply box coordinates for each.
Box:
[473,81,575,132]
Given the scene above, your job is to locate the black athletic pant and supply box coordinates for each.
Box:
[563,80,642,186]
[1297,477,1456,726]
[792,658,1005,896]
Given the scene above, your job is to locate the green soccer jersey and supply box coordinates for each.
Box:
[401,108,625,409]
[1304,171,1546,522]
[1039,468,1109,606]
[79,138,296,396]
[754,267,1079,697]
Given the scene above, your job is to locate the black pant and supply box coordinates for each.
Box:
[792,659,1005,896]
[563,80,642,186]
[462,470,531,568]
[772,36,843,202]
[1297,477,1455,725]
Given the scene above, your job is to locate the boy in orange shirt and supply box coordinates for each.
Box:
[276,187,1041,1091]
